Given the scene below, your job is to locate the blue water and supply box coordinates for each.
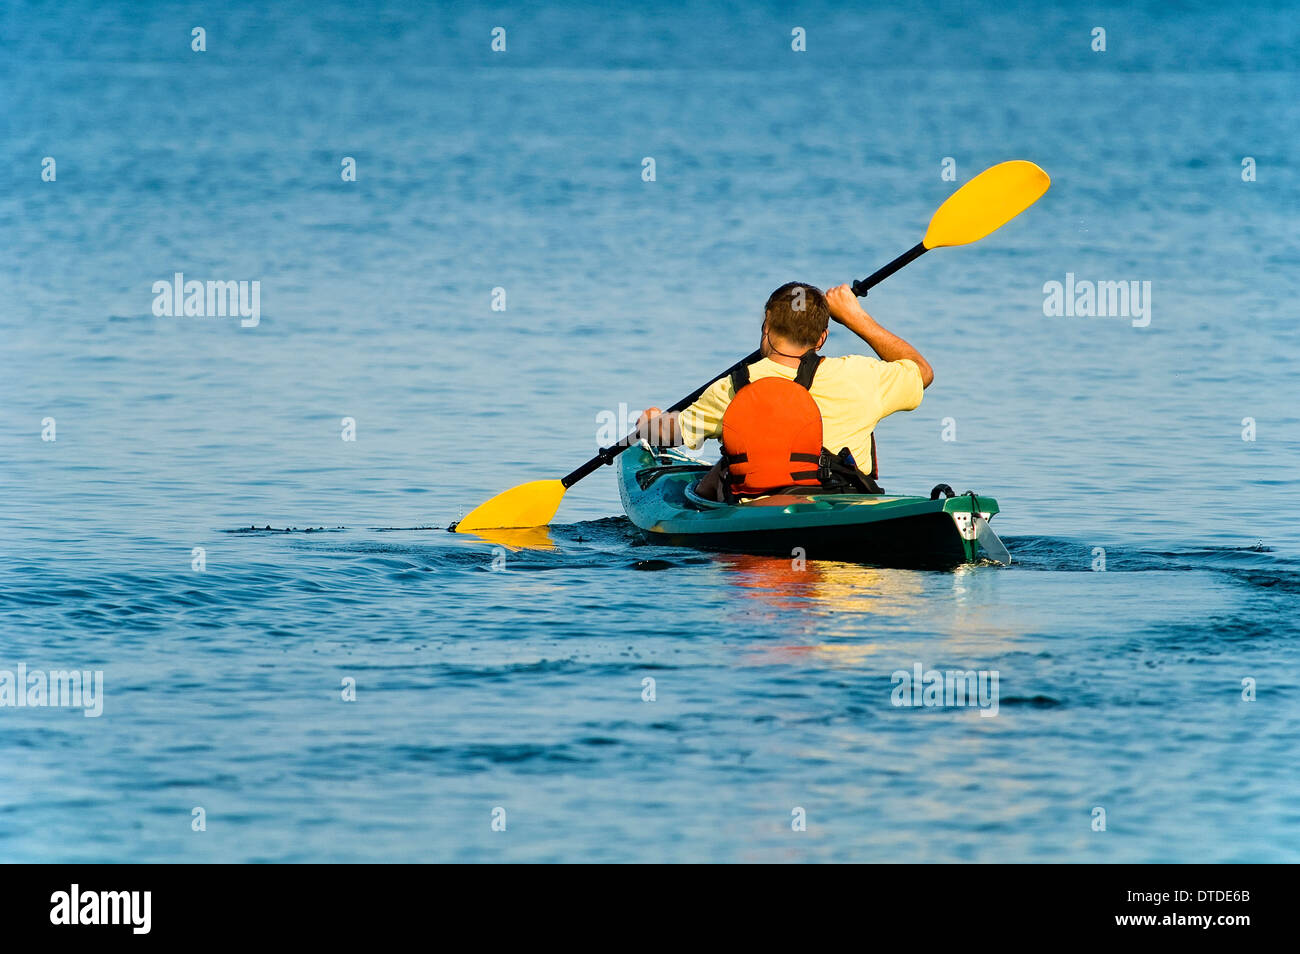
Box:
[2,0,1299,862]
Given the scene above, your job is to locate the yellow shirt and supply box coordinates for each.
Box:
[677,355,924,470]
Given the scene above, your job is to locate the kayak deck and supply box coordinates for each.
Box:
[618,445,1001,568]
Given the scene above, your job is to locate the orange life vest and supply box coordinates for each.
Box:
[721,353,824,497]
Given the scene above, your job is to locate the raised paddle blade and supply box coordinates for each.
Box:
[923,160,1050,250]
[454,479,566,531]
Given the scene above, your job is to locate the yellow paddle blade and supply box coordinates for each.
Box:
[923,160,1050,249]
[454,479,566,531]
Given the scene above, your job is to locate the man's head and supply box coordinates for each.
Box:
[763,282,829,353]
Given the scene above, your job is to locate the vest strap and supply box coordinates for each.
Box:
[730,351,821,393]
[793,351,821,389]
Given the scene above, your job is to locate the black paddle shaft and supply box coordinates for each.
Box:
[560,348,762,487]
[561,240,931,489]
[851,241,927,297]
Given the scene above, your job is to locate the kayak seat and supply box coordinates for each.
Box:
[742,494,838,508]
[683,479,879,510]
[721,447,883,503]
[732,485,866,505]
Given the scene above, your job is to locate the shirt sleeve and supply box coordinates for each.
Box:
[676,377,733,449]
[871,357,925,417]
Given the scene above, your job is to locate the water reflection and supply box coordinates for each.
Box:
[455,525,556,551]
[714,555,1018,665]
[712,553,925,666]
[715,553,922,611]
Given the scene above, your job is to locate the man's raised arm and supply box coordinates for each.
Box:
[825,284,934,388]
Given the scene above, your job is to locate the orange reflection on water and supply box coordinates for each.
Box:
[713,552,928,666]
[716,553,1022,664]
[715,552,923,612]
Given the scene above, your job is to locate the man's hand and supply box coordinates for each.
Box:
[826,283,867,325]
[634,407,681,446]
[822,283,934,388]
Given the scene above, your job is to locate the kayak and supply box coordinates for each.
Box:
[617,444,1006,567]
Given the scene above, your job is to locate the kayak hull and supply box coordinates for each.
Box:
[618,445,1001,568]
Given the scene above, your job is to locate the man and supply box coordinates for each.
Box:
[635,282,933,499]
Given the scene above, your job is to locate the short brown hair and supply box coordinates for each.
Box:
[764,282,829,349]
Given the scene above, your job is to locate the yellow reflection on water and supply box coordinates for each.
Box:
[455,525,556,551]
[715,553,921,614]
[715,554,1018,665]
[713,553,926,666]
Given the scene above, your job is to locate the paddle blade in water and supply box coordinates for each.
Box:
[454,479,566,531]
[923,160,1050,249]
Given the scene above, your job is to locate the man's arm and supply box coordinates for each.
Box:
[633,408,683,445]
[825,284,934,388]
[634,377,731,448]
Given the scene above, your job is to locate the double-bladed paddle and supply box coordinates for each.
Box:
[454,159,1049,532]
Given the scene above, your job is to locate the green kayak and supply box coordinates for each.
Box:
[618,444,1006,567]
